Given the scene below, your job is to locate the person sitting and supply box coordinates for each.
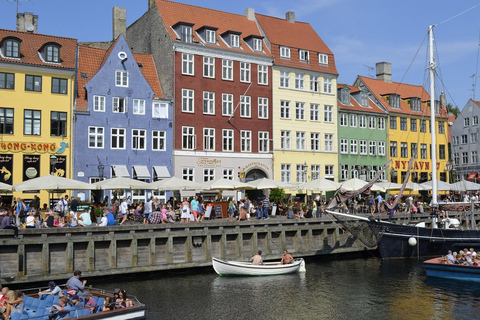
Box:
[3,290,23,319]
[25,211,41,228]
[148,210,163,224]
[115,289,132,309]
[251,250,263,265]
[167,208,176,223]
[280,250,294,265]
[83,292,97,311]
[0,286,8,305]
[446,250,455,264]
[103,296,115,311]
[286,206,295,219]
[66,270,88,300]
[49,296,74,319]
[106,210,115,226]
[98,213,108,227]
[1,210,18,238]
[39,281,63,297]
[78,210,92,227]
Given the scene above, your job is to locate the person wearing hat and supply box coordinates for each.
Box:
[1,210,18,238]
[39,281,63,297]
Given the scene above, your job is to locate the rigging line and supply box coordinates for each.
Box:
[396,32,429,91]
[474,23,480,101]
[434,2,480,27]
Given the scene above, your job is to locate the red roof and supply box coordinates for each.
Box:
[337,83,387,114]
[255,14,337,75]
[154,0,270,56]
[0,29,76,70]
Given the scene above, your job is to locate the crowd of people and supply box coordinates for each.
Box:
[442,248,480,266]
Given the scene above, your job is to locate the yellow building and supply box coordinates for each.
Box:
[355,63,449,186]
[0,18,77,206]
[255,12,339,189]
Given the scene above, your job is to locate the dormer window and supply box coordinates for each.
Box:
[253,38,263,51]
[299,50,309,62]
[205,30,216,44]
[231,34,240,48]
[318,53,328,65]
[434,100,440,114]
[280,46,290,59]
[181,25,193,43]
[389,94,400,109]
[361,90,369,107]
[410,97,421,111]
[4,39,20,58]
[45,45,60,63]
[340,88,350,105]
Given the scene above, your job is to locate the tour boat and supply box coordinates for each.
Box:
[212,257,306,276]
[424,257,480,282]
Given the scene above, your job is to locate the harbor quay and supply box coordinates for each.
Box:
[0,211,474,284]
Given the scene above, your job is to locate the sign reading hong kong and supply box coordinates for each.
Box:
[0,142,57,153]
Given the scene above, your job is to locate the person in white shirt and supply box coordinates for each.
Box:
[98,213,108,227]
[119,199,129,225]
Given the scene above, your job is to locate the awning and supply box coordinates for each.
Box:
[133,165,151,179]
[153,166,171,180]
[467,172,478,181]
[112,165,130,178]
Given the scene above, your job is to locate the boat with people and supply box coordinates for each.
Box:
[212,257,306,276]
[424,257,480,282]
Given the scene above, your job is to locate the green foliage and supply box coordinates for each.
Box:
[446,103,460,117]
[269,188,285,204]
[95,206,104,218]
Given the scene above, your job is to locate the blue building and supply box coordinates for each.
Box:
[74,34,172,203]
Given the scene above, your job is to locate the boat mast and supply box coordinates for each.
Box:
[428,25,438,205]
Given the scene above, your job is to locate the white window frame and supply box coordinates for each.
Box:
[240,130,252,152]
[281,164,291,183]
[296,131,306,150]
[280,100,290,119]
[182,89,194,113]
[378,117,385,130]
[88,126,104,149]
[115,70,128,87]
[281,131,291,150]
[253,38,263,51]
[112,97,127,113]
[369,116,376,129]
[205,30,216,43]
[182,167,194,181]
[181,26,192,43]
[223,168,234,180]
[222,129,234,152]
[258,97,268,119]
[350,139,358,154]
[296,164,307,183]
[240,95,251,118]
[152,102,168,119]
[222,93,233,116]
[311,165,320,180]
[111,128,126,150]
[311,133,320,151]
[259,131,269,153]
[240,62,251,83]
[280,71,290,88]
[350,114,357,127]
[152,130,166,151]
[182,126,195,150]
[222,59,233,81]
[203,128,215,151]
[359,140,367,155]
[203,91,215,115]
[378,141,385,156]
[340,113,348,126]
[182,53,194,75]
[325,165,334,179]
[93,95,105,112]
[203,56,215,78]
[318,53,328,65]
[230,34,240,48]
[325,134,333,152]
[323,77,332,93]
[310,104,319,121]
[310,75,319,92]
[299,50,309,62]
[133,99,145,115]
[359,115,366,128]
[369,141,377,156]
[324,105,333,123]
[132,129,146,150]
[203,168,215,182]
[295,102,305,120]
[340,139,348,154]
[258,65,268,85]
[280,46,290,59]
[295,73,305,90]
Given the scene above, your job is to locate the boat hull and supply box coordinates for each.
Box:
[212,257,305,276]
[424,258,480,282]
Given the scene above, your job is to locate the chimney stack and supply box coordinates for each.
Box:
[148,0,155,10]
[376,62,392,83]
[16,12,38,33]
[286,11,295,23]
[112,7,127,41]
[245,8,255,21]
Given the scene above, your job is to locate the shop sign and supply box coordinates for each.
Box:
[0,154,13,185]
[244,161,270,171]
[197,157,222,167]
[394,160,440,171]
[0,142,57,153]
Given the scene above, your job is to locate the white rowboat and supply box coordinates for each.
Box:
[212,257,306,276]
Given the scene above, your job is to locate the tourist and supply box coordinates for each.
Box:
[446,250,455,263]
[352,199,359,214]
[148,210,163,224]
[280,249,294,265]
[191,196,199,223]
[369,195,375,215]
[228,200,235,222]
[376,193,383,214]
[105,209,115,226]
[167,207,176,223]
[70,197,79,218]
[66,270,88,299]
[251,250,263,265]
[98,213,108,227]
[311,199,318,217]
[57,196,68,224]
[115,289,132,308]
[84,292,97,311]
[286,206,295,219]
[78,210,92,227]
[39,281,63,297]
[25,211,41,228]
[198,199,205,222]
[237,200,246,221]
[15,197,27,226]
[3,290,23,319]
[49,296,74,319]
[0,287,8,305]
[470,248,477,257]
[180,198,190,223]
[243,197,250,221]
[1,210,18,238]
[119,198,128,224]
[144,196,153,225]
[262,195,270,220]
[103,296,115,311]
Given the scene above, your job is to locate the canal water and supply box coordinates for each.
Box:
[94,257,480,320]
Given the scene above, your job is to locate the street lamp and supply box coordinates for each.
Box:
[97,156,104,179]
[50,154,57,175]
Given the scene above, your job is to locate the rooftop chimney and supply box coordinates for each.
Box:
[245,8,255,21]
[376,62,392,83]
[286,11,295,23]
[112,7,127,41]
[16,12,38,33]
[148,0,155,10]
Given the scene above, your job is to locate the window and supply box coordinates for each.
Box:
[311,165,321,180]
[341,164,348,181]
[420,144,427,159]
[280,46,290,59]
[93,95,105,112]
[222,93,233,116]
[324,105,333,123]
[203,91,215,115]
[390,142,397,157]
[182,89,194,113]
[112,97,127,113]
[253,38,263,51]
[420,120,426,132]
[465,118,470,127]
[311,133,320,151]
[410,119,417,132]
[240,95,251,117]
[360,140,367,155]
[310,104,319,121]
[296,164,307,183]
[0,72,14,89]
[350,139,358,154]
[223,129,234,151]
[230,34,240,48]
[132,129,146,150]
[439,145,446,160]
[203,168,215,182]
[400,118,407,130]
[390,94,400,109]
[323,77,332,93]
[350,114,357,127]
[258,97,268,119]
[295,73,304,90]
[223,168,234,180]
[361,91,369,107]
[51,78,67,94]
[115,70,128,87]
[325,134,333,152]
[222,59,233,80]
[438,121,445,134]
[370,141,377,156]
[181,26,192,43]
[453,153,459,165]
[296,132,306,150]
[152,102,168,118]
[111,128,126,149]
[280,101,290,119]
[295,102,305,120]
[88,126,104,148]
[258,65,268,85]
[452,136,459,145]
[203,56,215,78]
[341,88,350,105]
[471,132,478,143]
[4,39,20,58]
[351,166,359,179]
[411,143,418,158]
[359,115,366,128]
[281,131,291,150]
[203,128,215,151]
[400,142,407,158]
[241,130,252,152]
[152,130,166,151]
[472,151,478,164]
[280,71,290,88]
[259,131,269,153]
[25,75,42,92]
[318,53,328,65]
[378,117,385,130]
[182,53,194,75]
[461,134,468,144]
[240,62,251,83]
[299,50,309,62]
[325,165,334,179]
[410,97,421,111]
[133,99,145,115]
[310,75,319,92]
[44,45,60,63]
[463,152,469,164]
[0,108,13,134]
[378,141,385,156]
[182,167,194,181]
[182,126,195,150]
[340,139,348,154]
[50,111,67,137]
[390,116,397,129]
[474,116,479,126]
[340,113,348,126]
[205,30,216,43]
[24,110,41,135]
[281,164,291,183]
[369,116,376,129]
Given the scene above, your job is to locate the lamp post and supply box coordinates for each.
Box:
[50,154,58,175]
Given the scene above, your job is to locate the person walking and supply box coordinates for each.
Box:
[190,196,199,223]
[143,196,153,224]
[262,195,270,220]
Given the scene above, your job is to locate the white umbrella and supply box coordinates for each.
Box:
[93,176,151,190]
[297,178,340,192]
[404,181,430,191]
[374,181,403,190]
[0,182,13,191]
[420,180,452,191]
[206,178,255,190]
[246,178,293,190]
[450,180,480,192]
[150,177,207,191]
[340,178,385,192]
[13,174,95,191]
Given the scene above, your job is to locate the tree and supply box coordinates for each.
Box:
[269,188,285,204]
[446,103,460,117]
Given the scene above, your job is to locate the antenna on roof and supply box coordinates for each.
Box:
[7,0,34,20]
[363,64,374,78]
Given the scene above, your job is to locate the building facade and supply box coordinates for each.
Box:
[0,15,77,204]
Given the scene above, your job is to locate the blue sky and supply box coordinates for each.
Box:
[2,0,480,109]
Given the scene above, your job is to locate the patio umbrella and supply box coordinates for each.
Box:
[450,180,480,192]
[13,174,95,191]
[0,182,13,191]
[374,181,403,190]
[150,177,207,191]
[297,178,340,192]
[404,181,431,191]
[206,178,255,190]
[246,178,294,190]
[93,176,151,190]
[340,178,385,192]
[420,180,452,191]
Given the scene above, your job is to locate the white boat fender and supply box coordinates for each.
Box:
[408,237,417,246]
[299,259,306,273]
[415,222,426,228]
[442,218,460,229]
